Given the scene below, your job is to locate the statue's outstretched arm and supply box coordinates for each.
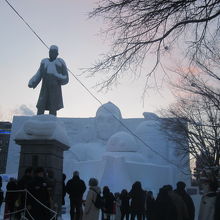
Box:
[28,64,43,89]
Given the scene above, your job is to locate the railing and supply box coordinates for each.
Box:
[3,189,57,220]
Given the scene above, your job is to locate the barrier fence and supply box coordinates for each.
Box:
[2,189,57,220]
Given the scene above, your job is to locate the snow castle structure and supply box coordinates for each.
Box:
[6,102,190,193]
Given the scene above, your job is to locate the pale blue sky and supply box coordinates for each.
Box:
[0,0,176,121]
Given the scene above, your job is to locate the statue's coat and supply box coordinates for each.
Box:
[29,58,69,111]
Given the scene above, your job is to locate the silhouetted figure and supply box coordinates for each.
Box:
[114,192,121,220]
[154,186,177,220]
[4,177,18,220]
[82,178,101,220]
[165,185,189,220]
[28,45,69,116]
[0,176,3,210]
[129,181,146,220]
[66,171,86,220]
[146,191,155,220]
[29,167,51,220]
[120,189,130,220]
[62,173,66,206]
[174,181,195,220]
[215,191,220,220]
[45,170,56,209]
[102,186,115,220]
[17,167,34,219]
[18,167,33,190]
[0,176,2,188]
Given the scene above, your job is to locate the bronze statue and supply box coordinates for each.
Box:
[28,45,69,116]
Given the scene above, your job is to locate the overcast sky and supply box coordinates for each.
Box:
[0,0,176,121]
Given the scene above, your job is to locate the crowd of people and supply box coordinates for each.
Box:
[1,167,56,220]
[0,168,219,220]
[64,170,220,220]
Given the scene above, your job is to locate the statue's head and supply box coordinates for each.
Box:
[95,102,122,141]
[49,45,58,61]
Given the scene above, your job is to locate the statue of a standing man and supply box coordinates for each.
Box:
[28,45,69,116]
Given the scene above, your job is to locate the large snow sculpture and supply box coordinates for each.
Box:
[66,102,122,161]
[7,102,190,194]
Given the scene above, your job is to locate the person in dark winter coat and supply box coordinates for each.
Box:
[17,167,34,219]
[28,167,51,220]
[129,181,146,220]
[146,191,155,220]
[4,177,18,220]
[214,192,220,220]
[120,189,130,220]
[174,181,195,220]
[45,170,56,209]
[166,185,189,220]
[154,186,177,220]
[66,171,86,220]
[17,167,33,191]
[102,186,115,220]
[62,173,66,206]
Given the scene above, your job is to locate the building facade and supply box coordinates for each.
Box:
[0,122,11,173]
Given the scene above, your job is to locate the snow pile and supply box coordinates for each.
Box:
[106,131,138,152]
[104,131,146,162]
[15,114,69,146]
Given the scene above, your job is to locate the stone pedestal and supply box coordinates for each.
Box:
[15,139,69,215]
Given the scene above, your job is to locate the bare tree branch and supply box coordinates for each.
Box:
[87,0,220,90]
[160,54,220,182]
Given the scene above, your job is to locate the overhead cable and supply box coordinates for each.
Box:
[4,0,190,174]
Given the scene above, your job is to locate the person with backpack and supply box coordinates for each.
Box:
[82,178,101,220]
